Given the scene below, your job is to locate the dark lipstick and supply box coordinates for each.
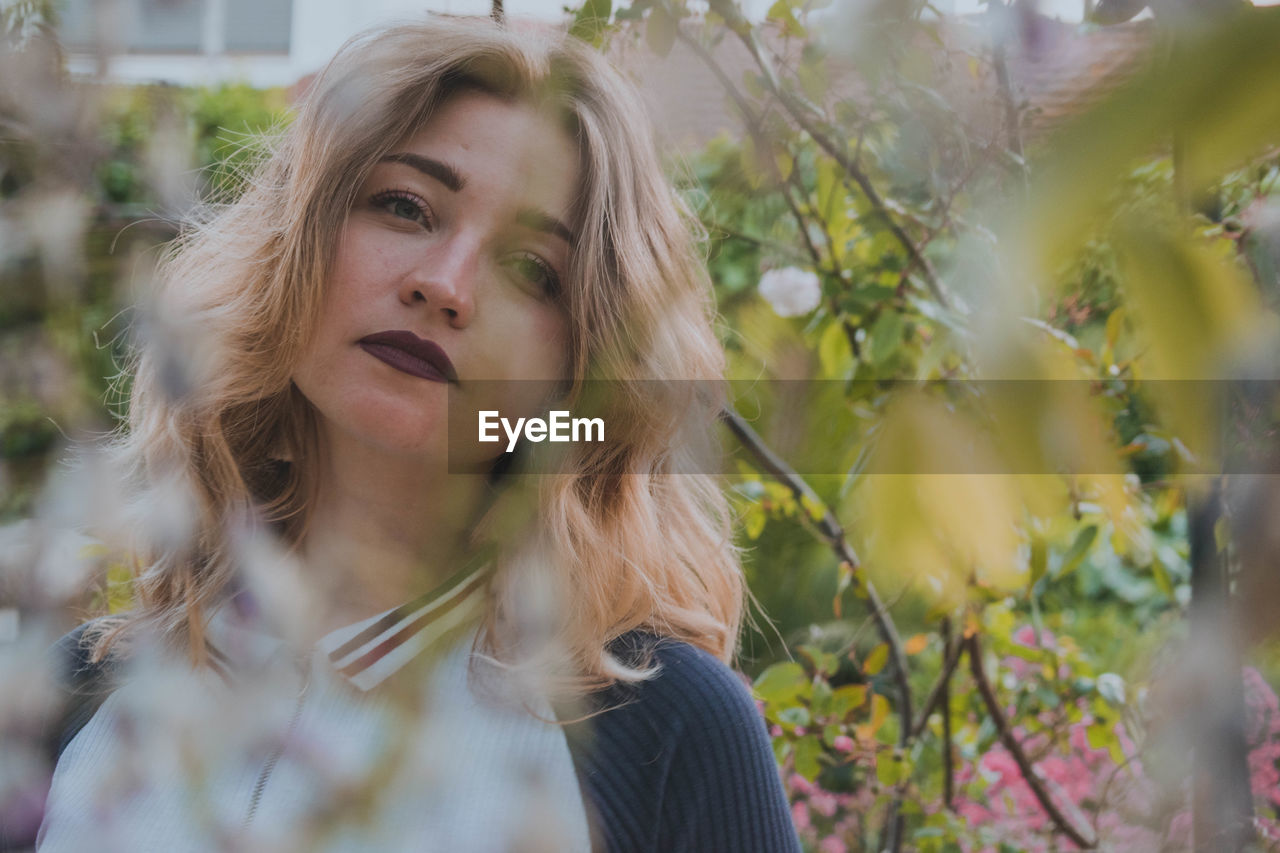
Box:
[358,331,458,384]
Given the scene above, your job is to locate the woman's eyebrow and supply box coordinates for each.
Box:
[517,209,574,246]
[379,152,466,192]
[378,152,571,245]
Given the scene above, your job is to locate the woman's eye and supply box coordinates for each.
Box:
[509,253,561,299]
[371,191,431,228]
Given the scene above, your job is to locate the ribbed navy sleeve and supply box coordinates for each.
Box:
[566,633,801,853]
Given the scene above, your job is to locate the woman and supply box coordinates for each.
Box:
[32,14,799,853]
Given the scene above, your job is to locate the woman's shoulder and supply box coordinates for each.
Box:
[570,631,800,853]
[595,630,765,736]
[44,619,123,757]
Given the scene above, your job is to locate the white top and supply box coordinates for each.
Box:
[37,586,593,852]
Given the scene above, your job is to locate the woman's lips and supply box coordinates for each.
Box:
[358,331,458,383]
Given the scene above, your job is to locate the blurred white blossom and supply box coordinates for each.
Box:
[758,267,822,317]
[1097,672,1126,705]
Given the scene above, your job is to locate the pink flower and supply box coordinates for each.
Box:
[790,773,815,796]
[1242,666,1280,746]
[1012,625,1056,650]
[791,801,811,831]
[818,837,847,853]
[770,725,783,738]
[811,791,838,817]
[833,735,855,753]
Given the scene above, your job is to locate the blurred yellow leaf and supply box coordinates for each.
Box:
[903,634,929,655]
[863,642,890,675]
[856,693,891,741]
[852,392,1027,605]
[1006,8,1280,281]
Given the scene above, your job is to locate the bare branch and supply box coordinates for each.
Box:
[911,618,965,739]
[720,407,914,739]
[967,634,1098,849]
[679,22,948,307]
[706,7,951,307]
[941,618,955,810]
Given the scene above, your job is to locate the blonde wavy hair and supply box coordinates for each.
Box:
[88,15,745,693]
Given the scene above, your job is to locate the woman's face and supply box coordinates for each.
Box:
[293,88,578,467]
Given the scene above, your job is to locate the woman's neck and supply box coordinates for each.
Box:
[299,436,492,636]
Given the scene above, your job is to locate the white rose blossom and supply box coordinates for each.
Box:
[757,266,822,317]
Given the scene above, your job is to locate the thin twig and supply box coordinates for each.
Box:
[895,145,995,292]
[911,617,965,738]
[707,217,812,263]
[720,406,914,741]
[722,399,912,852]
[941,617,954,810]
[967,633,1098,849]
[987,0,1028,196]
[707,6,951,307]
[781,182,826,271]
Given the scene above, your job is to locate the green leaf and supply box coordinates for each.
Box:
[742,503,766,539]
[774,149,794,183]
[1028,535,1048,591]
[815,157,851,263]
[798,644,839,677]
[818,319,854,380]
[645,5,677,56]
[778,705,811,727]
[739,135,765,190]
[800,492,827,522]
[753,661,808,706]
[797,46,828,103]
[875,748,907,787]
[856,693,891,741]
[1085,719,1125,763]
[1103,306,1127,365]
[793,735,823,780]
[1057,525,1097,580]
[863,642,890,676]
[569,0,613,45]
[830,684,869,721]
[1017,9,1280,274]
[867,310,904,367]
[1214,516,1231,552]
[1150,553,1174,597]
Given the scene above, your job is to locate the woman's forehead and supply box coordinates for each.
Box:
[380,90,582,233]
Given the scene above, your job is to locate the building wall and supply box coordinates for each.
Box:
[58,0,445,87]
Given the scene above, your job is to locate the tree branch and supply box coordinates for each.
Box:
[720,406,914,739]
[941,617,954,810]
[911,617,965,739]
[705,6,951,307]
[680,21,948,307]
[967,633,1098,849]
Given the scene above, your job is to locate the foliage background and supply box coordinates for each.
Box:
[4,0,1280,850]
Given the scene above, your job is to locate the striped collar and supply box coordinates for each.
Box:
[205,555,493,693]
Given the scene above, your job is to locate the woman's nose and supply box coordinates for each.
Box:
[399,236,478,327]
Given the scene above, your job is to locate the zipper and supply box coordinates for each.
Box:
[244,667,310,829]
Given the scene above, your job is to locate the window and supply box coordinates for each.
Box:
[56,0,292,55]
[225,0,291,53]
